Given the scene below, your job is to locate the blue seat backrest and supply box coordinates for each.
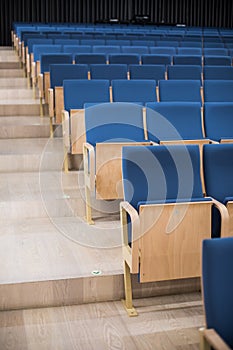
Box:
[203,66,233,80]
[74,53,107,65]
[63,79,110,111]
[40,53,73,74]
[204,80,233,102]
[167,65,202,82]
[149,47,176,55]
[173,55,202,65]
[27,39,53,54]
[108,54,140,65]
[156,40,179,47]
[141,54,172,65]
[50,64,88,88]
[179,41,202,47]
[202,237,233,348]
[63,45,92,59]
[112,79,157,104]
[85,102,145,146]
[146,102,203,142]
[90,64,127,82]
[80,39,105,45]
[92,45,121,54]
[204,102,233,141]
[53,39,79,45]
[105,40,131,46]
[177,48,202,55]
[129,64,165,85]
[121,46,149,54]
[204,55,232,66]
[33,45,63,62]
[122,144,203,209]
[159,80,202,103]
[204,143,233,237]
[204,48,228,56]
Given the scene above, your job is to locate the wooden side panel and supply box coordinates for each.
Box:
[55,87,64,124]
[70,109,86,155]
[96,142,151,200]
[139,202,212,283]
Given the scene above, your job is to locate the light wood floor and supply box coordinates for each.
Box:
[0,292,204,350]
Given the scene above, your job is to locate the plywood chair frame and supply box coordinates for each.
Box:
[120,145,229,316]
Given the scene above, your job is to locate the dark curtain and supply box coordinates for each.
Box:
[1,0,233,46]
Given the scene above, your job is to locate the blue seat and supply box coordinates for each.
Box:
[159,80,202,103]
[49,64,88,123]
[141,54,172,65]
[203,65,233,80]
[80,39,105,45]
[131,40,155,46]
[38,53,73,105]
[112,79,157,104]
[108,54,140,65]
[146,102,204,143]
[203,144,233,237]
[173,55,202,65]
[121,46,149,55]
[179,41,202,48]
[62,79,110,165]
[90,64,127,83]
[105,39,131,46]
[204,102,233,142]
[177,48,202,55]
[156,40,179,47]
[204,55,232,66]
[167,65,202,82]
[53,39,79,45]
[63,45,92,59]
[203,42,225,48]
[204,48,228,56]
[204,80,233,102]
[83,102,148,223]
[201,237,233,349]
[74,53,107,65]
[92,45,121,55]
[32,44,63,63]
[121,144,214,314]
[149,47,176,55]
[129,64,165,85]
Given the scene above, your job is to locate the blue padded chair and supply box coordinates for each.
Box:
[156,40,179,47]
[129,64,165,85]
[203,144,233,237]
[112,79,157,104]
[80,39,105,45]
[146,102,204,143]
[49,64,88,123]
[179,41,202,47]
[203,55,232,66]
[53,39,79,45]
[204,80,233,102]
[108,54,140,65]
[141,54,172,66]
[159,80,202,103]
[203,48,228,56]
[63,45,92,59]
[92,45,121,55]
[201,237,233,349]
[177,48,202,55]
[105,39,131,46]
[121,144,216,315]
[62,79,110,162]
[90,64,127,83]
[203,42,225,48]
[167,65,202,82]
[131,40,155,46]
[204,102,233,142]
[83,102,149,223]
[74,53,107,66]
[32,44,63,63]
[149,47,176,55]
[173,55,202,65]
[27,38,53,55]
[203,66,233,80]
[121,46,149,55]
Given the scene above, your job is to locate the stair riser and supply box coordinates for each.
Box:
[0,104,40,116]
[0,125,50,139]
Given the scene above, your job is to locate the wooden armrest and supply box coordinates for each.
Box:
[211,197,230,237]
[48,88,54,117]
[120,201,140,243]
[200,328,231,350]
[38,73,44,99]
[31,62,36,78]
[62,110,71,151]
[83,142,95,191]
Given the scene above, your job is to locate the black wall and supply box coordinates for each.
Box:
[1,0,233,45]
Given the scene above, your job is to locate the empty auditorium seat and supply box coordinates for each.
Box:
[159,80,202,103]
[129,64,165,85]
[112,79,157,104]
[204,80,233,102]
[167,65,202,82]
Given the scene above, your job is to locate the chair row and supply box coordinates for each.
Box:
[50,77,233,125]
[119,141,233,314]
